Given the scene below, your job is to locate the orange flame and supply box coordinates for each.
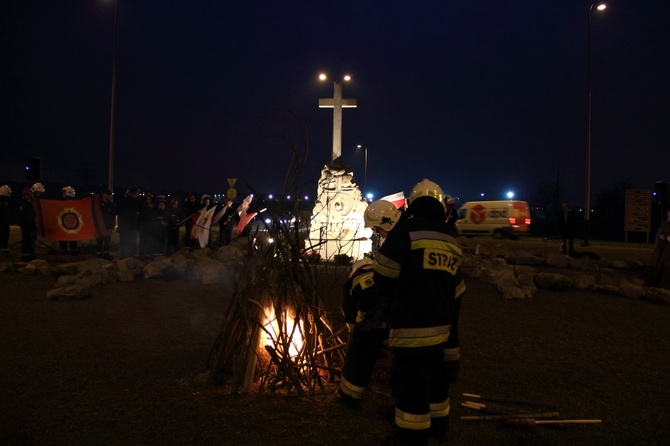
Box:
[260,306,305,358]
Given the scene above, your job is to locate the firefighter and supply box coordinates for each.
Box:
[19,187,37,261]
[217,197,236,247]
[151,198,168,256]
[444,195,459,236]
[165,198,182,256]
[31,182,45,199]
[373,179,465,445]
[0,185,11,256]
[182,193,198,249]
[117,186,141,258]
[137,193,155,258]
[96,189,117,260]
[59,186,78,255]
[336,200,400,407]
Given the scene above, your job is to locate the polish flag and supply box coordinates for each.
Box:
[379,191,406,209]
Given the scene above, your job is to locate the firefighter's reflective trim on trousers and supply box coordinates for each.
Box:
[373,252,400,279]
[339,376,366,400]
[395,408,431,430]
[430,397,450,418]
[443,347,460,362]
[389,324,451,349]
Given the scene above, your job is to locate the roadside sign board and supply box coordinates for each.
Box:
[624,189,651,233]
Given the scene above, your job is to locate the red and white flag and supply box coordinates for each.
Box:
[34,196,108,241]
[236,211,258,236]
[379,191,406,209]
[191,206,217,248]
[235,195,255,236]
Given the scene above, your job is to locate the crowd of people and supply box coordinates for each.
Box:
[114,187,238,260]
[0,183,238,262]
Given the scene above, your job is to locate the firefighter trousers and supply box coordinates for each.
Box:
[340,326,388,401]
[391,349,450,441]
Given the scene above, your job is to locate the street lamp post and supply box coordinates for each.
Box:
[108,0,119,193]
[584,2,606,246]
[356,144,368,196]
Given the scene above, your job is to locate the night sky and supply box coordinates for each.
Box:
[2,1,669,206]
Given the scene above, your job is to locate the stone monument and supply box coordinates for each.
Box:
[305,163,372,261]
[304,77,371,261]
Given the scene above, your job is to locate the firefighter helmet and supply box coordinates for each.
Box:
[62,186,75,198]
[364,200,400,232]
[349,257,374,279]
[409,179,446,210]
[31,182,45,193]
[0,185,11,197]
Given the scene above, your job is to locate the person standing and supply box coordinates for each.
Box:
[373,179,465,445]
[0,185,12,256]
[165,198,182,256]
[31,182,45,199]
[444,195,459,236]
[192,194,214,248]
[336,200,400,407]
[182,193,199,249]
[96,189,117,260]
[58,186,78,256]
[557,201,576,255]
[117,186,141,259]
[217,197,236,247]
[648,210,670,289]
[149,198,168,256]
[137,193,155,259]
[18,187,36,261]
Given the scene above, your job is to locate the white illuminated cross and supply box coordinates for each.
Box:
[319,81,357,162]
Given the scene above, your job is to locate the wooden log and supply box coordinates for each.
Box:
[461,412,560,421]
[463,392,561,409]
[506,418,602,427]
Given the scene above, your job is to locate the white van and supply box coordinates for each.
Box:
[455,200,531,239]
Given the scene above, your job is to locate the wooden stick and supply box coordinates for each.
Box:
[461,412,560,421]
[462,401,532,414]
[463,392,561,409]
[507,418,602,427]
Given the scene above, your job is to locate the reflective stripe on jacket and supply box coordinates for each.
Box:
[373,217,465,353]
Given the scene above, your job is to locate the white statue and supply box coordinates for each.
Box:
[305,163,372,261]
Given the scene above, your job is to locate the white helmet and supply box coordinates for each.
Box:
[0,185,11,197]
[409,179,446,210]
[349,257,374,279]
[364,200,400,232]
[31,182,45,193]
[62,186,75,198]
[201,194,211,203]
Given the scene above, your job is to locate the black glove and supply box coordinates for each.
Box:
[445,359,460,384]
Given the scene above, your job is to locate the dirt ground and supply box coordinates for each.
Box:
[1,233,669,445]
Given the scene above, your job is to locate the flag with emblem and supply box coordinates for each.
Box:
[34,196,108,241]
[191,206,217,248]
